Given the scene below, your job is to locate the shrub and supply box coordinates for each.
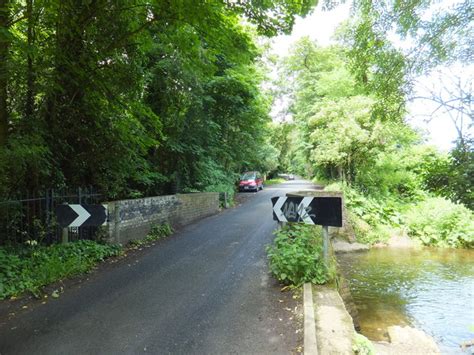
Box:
[0,240,123,299]
[326,182,401,244]
[267,224,333,286]
[404,197,474,248]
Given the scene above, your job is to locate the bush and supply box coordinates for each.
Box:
[0,240,123,299]
[326,182,401,244]
[404,197,474,248]
[267,224,333,286]
[349,212,394,245]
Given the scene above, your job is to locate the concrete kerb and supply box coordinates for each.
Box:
[303,283,318,355]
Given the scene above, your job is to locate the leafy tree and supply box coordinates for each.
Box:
[423,138,474,209]
[0,0,319,201]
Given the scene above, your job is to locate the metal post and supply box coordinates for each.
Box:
[62,227,69,244]
[323,225,329,264]
[224,192,228,209]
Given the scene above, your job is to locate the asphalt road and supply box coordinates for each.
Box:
[0,179,316,355]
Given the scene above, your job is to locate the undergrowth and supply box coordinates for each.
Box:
[267,224,335,286]
[325,182,474,248]
[128,222,173,247]
[0,222,176,300]
[0,240,123,299]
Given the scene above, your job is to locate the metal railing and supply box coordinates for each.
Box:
[0,187,103,245]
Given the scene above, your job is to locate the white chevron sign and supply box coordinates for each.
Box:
[56,204,108,228]
[69,205,91,227]
[273,196,288,222]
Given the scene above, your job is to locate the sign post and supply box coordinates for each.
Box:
[271,193,343,264]
[61,227,69,244]
[322,225,329,262]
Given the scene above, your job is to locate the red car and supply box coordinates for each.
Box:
[238,171,264,192]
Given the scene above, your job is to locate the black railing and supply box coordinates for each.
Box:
[0,187,103,245]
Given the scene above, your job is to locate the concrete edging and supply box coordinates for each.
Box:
[303,283,318,355]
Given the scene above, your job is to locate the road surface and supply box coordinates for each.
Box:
[0,179,316,355]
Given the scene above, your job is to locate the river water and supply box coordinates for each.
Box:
[337,248,474,354]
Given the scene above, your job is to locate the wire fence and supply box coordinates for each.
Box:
[0,187,103,245]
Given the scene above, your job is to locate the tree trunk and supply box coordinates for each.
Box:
[0,0,10,147]
[25,0,35,118]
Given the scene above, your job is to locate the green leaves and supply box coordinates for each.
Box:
[0,240,123,299]
[404,197,474,248]
[1,0,304,200]
[267,224,333,286]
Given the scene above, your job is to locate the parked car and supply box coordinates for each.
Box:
[238,171,264,192]
[288,174,295,180]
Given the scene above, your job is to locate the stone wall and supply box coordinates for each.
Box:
[106,192,219,244]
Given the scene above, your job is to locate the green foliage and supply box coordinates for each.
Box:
[0,0,317,203]
[148,223,173,240]
[327,182,474,248]
[353,333,376,355]
[345,0,473,73]
[274,40,413,183]
[355,142,436,199]
[268,122,296,174]
[0,240,122,299]
[264,178,286,186]
[326,182,401,245]
[404,197,474,248]
[129,222,173,247]
[267,224,334,286]
[269,6,474,251]
[423,139,474,210]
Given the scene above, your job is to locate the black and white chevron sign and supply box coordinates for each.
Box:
[56,204,108,228]
[271,196,342,227]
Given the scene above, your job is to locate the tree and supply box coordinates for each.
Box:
[0,0,320,199]
[0,0,11,147]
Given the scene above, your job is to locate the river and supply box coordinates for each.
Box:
[337,247,474,354]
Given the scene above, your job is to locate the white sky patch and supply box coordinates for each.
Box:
[407,64,474,151]
[268,1,471,151]
[269,2,351,57]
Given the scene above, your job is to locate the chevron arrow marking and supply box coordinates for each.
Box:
[273,197,288,222]
[69,205,91,227]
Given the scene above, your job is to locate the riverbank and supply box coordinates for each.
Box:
[332,234,420,253]
[305,282,441,355]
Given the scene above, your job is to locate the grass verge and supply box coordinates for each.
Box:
[265,178,286,186]
[0,240,123,299]
[0,222,174,300]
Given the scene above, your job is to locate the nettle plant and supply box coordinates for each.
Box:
[267,224,334,286]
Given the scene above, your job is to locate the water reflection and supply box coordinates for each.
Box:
[337,248,474,354]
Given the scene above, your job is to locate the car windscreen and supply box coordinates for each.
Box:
[241,173,256,180]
